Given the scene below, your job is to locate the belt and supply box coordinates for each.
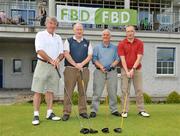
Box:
[66,66,88,69]
[37,57,51,64]
[96,67,115,71]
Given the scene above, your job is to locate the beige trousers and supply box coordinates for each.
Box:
[121,68,145,112]
[63,67,89,115]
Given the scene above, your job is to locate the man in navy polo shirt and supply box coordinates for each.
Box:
[62,23,93,121]
[90,29,121,118]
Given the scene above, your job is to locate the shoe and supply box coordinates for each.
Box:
[121,112,128,118]
[62,114,70,121]
[89,112,96,118]
[32,116,40,125]
[112,111,121,117]
[79,113,89,119]
[139,111,150,117]
[46,113,61,121]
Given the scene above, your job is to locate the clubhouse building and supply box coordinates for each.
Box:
[0,0,180,99]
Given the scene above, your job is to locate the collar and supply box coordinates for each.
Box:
[73,35,84,42]
[101,42,111,48]
[125,38,137,44]
[45,30,56,37]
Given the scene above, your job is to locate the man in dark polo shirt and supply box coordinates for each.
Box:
[62,23,93,121]
[118,25,150,118]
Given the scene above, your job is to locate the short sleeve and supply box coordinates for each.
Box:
[88,42,93,55]
[114,46,120,61]
[58,36,64,54]
[138,41,144,55]
[92,46,99,63]
[117,41,125,56]
[35,32,43,52]
[64,39,70,52]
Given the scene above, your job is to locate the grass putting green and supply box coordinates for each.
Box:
[0,103,180,136]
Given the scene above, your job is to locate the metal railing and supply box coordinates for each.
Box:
[0,1,38,26]
[0,2,180,33]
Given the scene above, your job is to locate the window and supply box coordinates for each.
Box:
[156,47,176,75]
[32,60,37,73]
[13,59,22,73]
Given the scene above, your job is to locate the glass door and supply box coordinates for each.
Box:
[139,7,150,30]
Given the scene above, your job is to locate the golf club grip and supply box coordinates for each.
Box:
[56,68,61,78]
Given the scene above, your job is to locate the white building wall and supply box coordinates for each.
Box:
[142,42,180,97]
[0,27,180,97]
[0,42,36,88]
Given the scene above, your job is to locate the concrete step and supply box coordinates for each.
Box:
[0,97,16,105]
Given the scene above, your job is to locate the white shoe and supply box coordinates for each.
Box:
[46,113,61,121]
[139,111,150,117]
[121,112,128,118]
[32,116,40,125]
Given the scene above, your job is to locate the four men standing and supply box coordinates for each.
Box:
[31,17,150,125]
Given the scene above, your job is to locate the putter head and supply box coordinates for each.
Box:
[80,128,90,134]
[113,128,122,133]
[101,128,109,133]
[89,128,98,134]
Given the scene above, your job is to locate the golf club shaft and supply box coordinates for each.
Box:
[80,70,93,129]
[105,73,109,128]
[55,68,84,128]
[120,78,130,128]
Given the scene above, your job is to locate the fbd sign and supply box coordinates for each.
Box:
[56,5,137,26]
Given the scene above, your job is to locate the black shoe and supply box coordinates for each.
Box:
[79,113,89,119]
[32,116,40,125]
[47,113,61,121]
[62,114,70,121]
[90,112,96,118]
[112,111,121,117]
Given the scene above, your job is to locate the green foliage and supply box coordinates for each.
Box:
[143,93,152,104]
[101,96,121,104]
[167,91,180,103]
[117,95,121,104]
[41,94,46,104]
[72,91,79,105]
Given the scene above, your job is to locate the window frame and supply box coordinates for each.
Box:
[155,46,177,77]
[12,59,22,73]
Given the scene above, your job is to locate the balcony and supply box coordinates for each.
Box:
[0,2,180,33]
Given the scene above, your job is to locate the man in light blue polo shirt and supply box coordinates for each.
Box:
[90,29,121,118]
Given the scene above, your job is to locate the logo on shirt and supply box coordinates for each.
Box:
[83,44,87,47]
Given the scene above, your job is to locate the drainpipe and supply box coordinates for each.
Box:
[124,0,130,9]
[48,0,55,17]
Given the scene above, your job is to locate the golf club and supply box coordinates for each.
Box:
[113,78,130,133]
[80,70,98,134]
[55,68,90,134]
[101,73,110,133]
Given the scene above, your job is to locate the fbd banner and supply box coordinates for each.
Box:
[56,5,137,26]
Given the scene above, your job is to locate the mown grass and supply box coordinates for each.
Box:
[0,103,180,136]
